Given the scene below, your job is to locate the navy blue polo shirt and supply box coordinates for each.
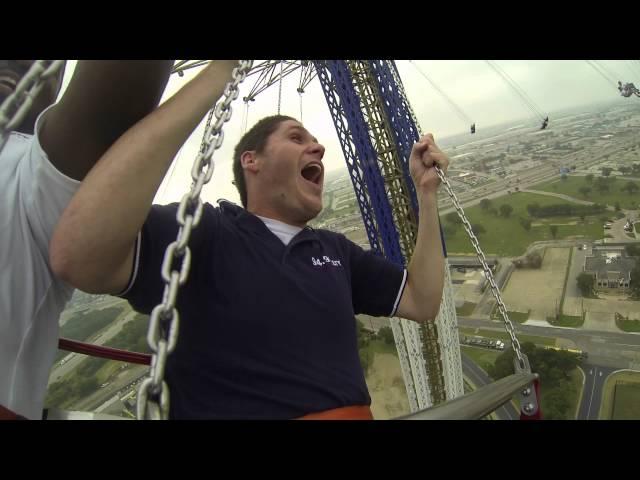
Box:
[121,200,407,419]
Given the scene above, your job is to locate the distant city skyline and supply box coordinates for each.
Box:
[56,60,640,205]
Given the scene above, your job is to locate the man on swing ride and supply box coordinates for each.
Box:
[50,61,449,420]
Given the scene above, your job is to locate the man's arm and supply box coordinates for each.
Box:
[40,61,175,181]
[396,134,448,323]
[49,61,239,295]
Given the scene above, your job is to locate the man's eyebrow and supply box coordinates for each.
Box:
[287,125,318,143]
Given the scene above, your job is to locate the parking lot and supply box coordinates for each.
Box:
[501,247,571,321]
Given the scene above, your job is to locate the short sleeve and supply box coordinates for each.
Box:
[120,203,219,314]
[18,105,81,259]
[344,237,407,317]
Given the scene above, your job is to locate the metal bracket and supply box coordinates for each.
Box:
[513,353,539,417]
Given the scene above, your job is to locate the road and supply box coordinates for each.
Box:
[565,245,586,308]
[457,317,640,370]
[71,365,148,413]
[577,364,617,420]
[461,352,519,420]
[459,320,630,420]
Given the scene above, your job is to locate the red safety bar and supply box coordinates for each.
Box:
[58,338,151,365]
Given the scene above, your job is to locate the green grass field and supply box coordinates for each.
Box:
[600,371,640,419]
[547,314,585,328]
[492,309,530,323]
[533,176,640,210]
[615,318,640,332]
[612,383,640,419]
[441,192,604,256]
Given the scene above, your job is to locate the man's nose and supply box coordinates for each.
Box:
[309,142,325,160]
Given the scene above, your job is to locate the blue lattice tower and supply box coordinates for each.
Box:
[313,60,463,408]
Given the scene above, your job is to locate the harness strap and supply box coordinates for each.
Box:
[297,405,373,420]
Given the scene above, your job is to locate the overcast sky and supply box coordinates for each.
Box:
[59,60,640,206]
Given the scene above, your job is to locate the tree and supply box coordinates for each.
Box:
[479,198,492,211]
[443,224,457,237]
[577,273,594,297]
[630,264,640,299]
[471,224,486,236]
[445,212,462,225]
[625,244,640,257]
[622,181,639,195]
[526,252,543,268]
[519,217,532,231]
[526,203,540,217]
[585,174,594,184]
[601,167,612,177]
[578,186,591,198]
[615,202,621,212]
[499,204,513,218]
[619,166,630,175]
[596,181,609,194]
[561,173,568,181]
[550,225,559,239]
[488,343,580,420]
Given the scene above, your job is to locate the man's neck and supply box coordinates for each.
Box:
[247,206,307,228]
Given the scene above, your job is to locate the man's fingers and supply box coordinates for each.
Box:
[421,151,448,171]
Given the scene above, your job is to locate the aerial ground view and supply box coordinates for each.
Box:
[38,60,640,420]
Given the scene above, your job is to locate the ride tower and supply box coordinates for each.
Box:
[312,60,464,410]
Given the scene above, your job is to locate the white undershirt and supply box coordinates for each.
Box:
[256,215,303,246]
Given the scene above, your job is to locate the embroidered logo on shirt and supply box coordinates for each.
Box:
[312,255,342,267]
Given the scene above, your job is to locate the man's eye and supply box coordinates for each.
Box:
[291,135,302,142]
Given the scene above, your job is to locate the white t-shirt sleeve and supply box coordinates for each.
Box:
[17,105,81,259]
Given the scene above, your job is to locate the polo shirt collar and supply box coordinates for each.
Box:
[217,199,318,244]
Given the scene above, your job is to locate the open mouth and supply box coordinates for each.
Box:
[300,162,323,187]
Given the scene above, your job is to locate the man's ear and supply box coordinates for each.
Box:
[241,151,260,173]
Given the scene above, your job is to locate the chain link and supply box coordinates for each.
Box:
[389,60,527,368]
[277,61,283,114]
[137,60,253,420]
[0,60,65,154]
[433,166,526,370]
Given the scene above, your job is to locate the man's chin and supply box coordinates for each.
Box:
[300,202,322,223]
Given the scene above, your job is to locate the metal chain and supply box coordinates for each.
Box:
[277,61,283,114]
[433,165,526,369]
[299,90,303,123]
[198,108,215,154]
[0,60,65,154]
[388,60,527,370]
[137,60,254,420]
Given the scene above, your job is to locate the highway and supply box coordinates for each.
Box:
[458,317,640,370]
[577,364,617,420]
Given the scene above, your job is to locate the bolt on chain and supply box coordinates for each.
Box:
[0,60,65,154]
[137,60,253,420]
